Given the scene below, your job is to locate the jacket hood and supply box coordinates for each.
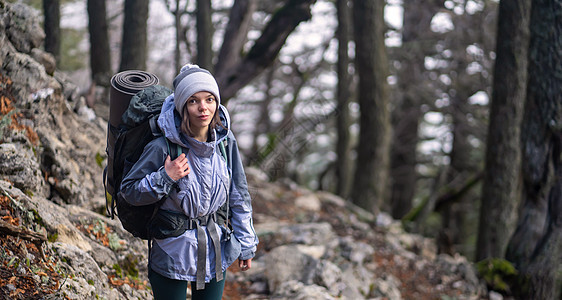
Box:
[157,94,231,150]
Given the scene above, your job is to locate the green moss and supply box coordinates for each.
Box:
[123,255,139,279]
[0,110,15,129]
[87,279,95,285]
[92,219,106,235]
[31,209,46,228]
[47,233,59,243]
[476,258,518,292]
[95,152,105,168]
[113,256,140,281]
[112,264,123,278]
[108,233,122,251]
[7,256,17,267]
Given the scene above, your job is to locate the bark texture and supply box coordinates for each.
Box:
[215,0,257,75]
[505,0,562,298]
[87,0,112,86]
[335,0,351,198]
[350,0,391,213]
[475,0,531,261]
[42,0,60,63]
[119,0,149,72]
[390,0,442,219]
[196,0,213,70]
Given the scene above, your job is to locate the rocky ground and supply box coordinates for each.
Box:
[0,165,491,299]
[221,170,488,299]
[0,1,501,299]
[0,163,492,299]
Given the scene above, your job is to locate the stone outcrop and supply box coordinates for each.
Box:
[1,1,106,208]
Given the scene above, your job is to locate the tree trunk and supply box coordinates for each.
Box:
[390,0,441,219]
[350,0,391,213]
[506,0,562,297]
[249,65,276,165]
[438,89,473,255]
[119,0,149,72]
[215,0,317,103]
[475,0,531,262]
[87,0,112,87]
[215,0,257,75]
[174,0,182,74]
[42,0,60,63]
[435,3,497,255]
[196,0,213,70]
[335,0,351,198]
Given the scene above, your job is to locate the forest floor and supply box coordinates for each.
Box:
[0,194,63,299]
[221,184,485,300]
[0,182,489,300]
[0,166,491,300]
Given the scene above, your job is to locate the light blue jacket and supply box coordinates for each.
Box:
[120,94,258,282]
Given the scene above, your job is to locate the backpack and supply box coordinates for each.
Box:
[104,85,231,240]
[104,84,174,239]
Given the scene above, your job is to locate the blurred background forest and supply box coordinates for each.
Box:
[10,0,561,298]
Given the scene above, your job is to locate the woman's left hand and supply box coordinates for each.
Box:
[239,258,252,271]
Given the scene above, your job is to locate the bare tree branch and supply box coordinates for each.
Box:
[0,218,47,244]
[216,0,317,103]
[215,0,257,75]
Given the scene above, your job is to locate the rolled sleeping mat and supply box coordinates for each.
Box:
[109,70,159,128]
[106,70,159,203]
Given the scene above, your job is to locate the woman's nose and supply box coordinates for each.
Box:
[199,102,208,111]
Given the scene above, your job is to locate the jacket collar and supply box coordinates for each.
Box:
[183,129,215,157]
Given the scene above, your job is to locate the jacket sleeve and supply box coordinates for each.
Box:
[119,138,177,206]
[227,132,259,260]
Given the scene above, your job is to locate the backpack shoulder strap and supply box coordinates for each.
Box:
[149,115,162,137]
[218,137,232,224]
[219,137,228,166]
[165,137,185,159]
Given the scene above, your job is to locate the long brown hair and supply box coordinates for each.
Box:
[180,100,223,138]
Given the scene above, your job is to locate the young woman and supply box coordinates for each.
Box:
[120,64,258,299]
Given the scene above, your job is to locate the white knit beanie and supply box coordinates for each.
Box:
[173,64,221,114]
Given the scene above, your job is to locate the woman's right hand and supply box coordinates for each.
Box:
[164,153,190,181]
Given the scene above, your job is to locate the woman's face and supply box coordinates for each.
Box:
[186,91,217,131]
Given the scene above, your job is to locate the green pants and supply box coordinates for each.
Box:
[149,268,226,300]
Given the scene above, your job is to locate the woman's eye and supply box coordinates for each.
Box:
[188,99,197,104]
[206,97,215,103]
